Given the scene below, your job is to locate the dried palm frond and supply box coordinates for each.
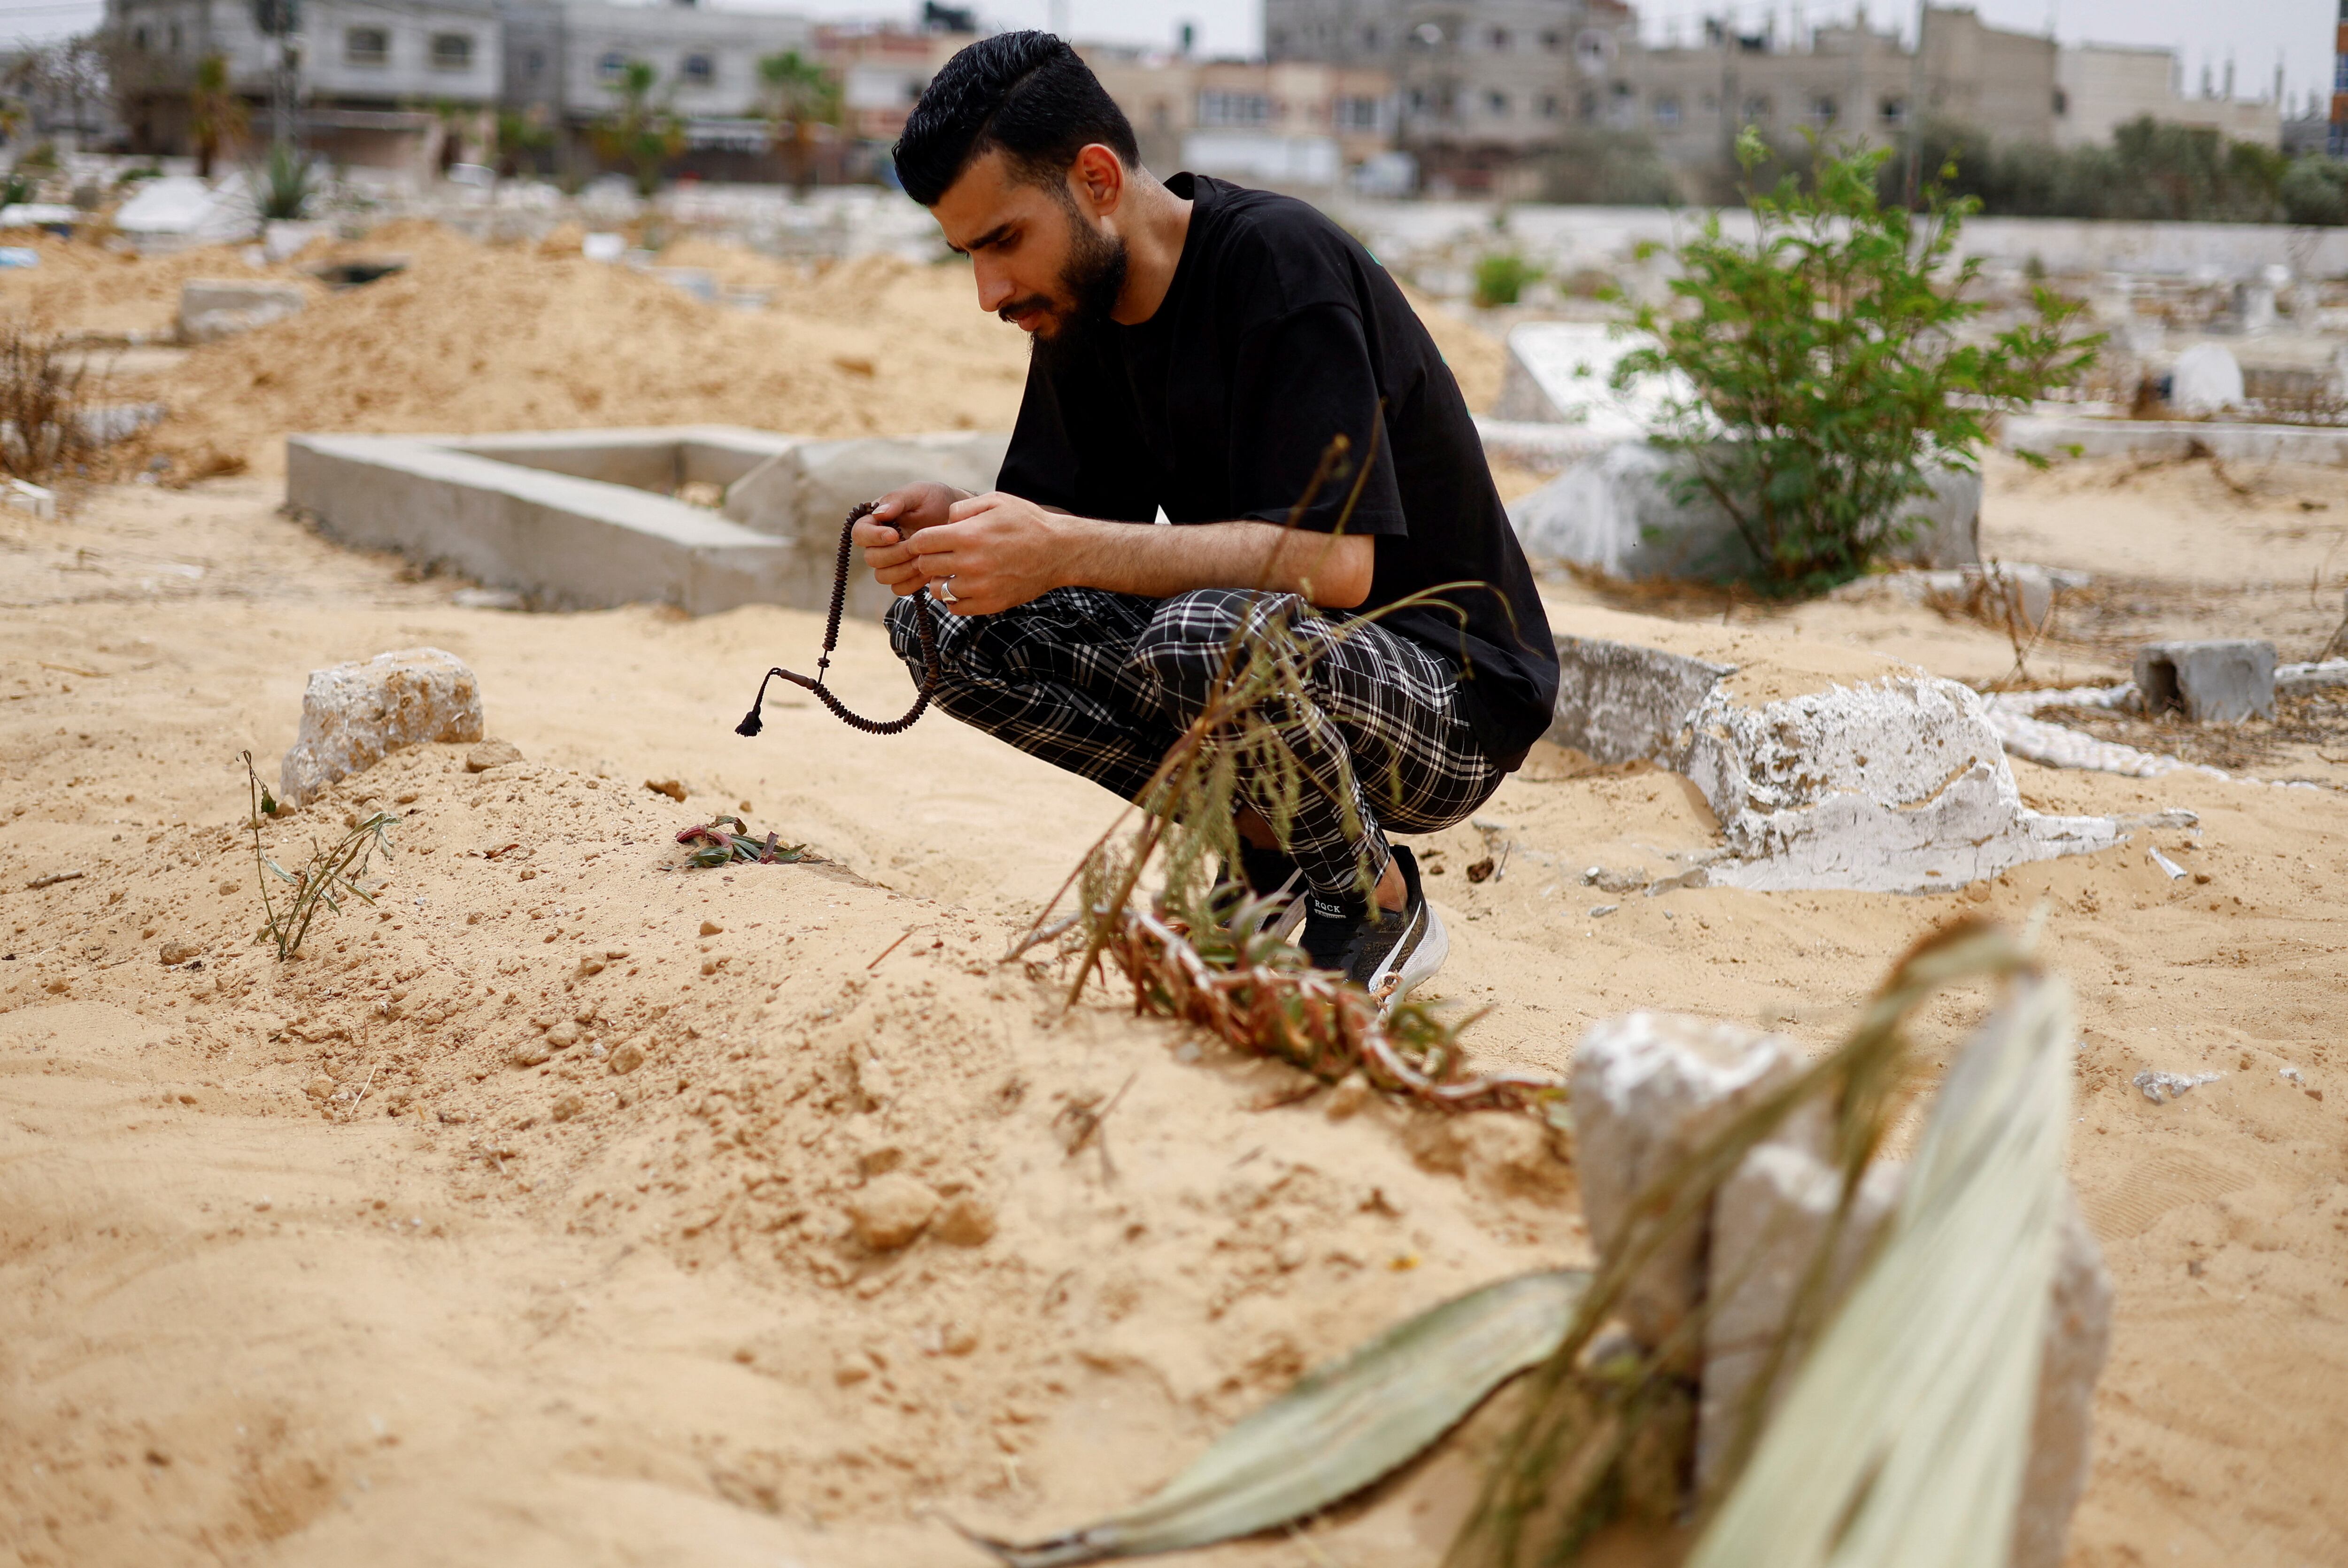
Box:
[961,1269,1591,1568]
[1016,430,1562,1113]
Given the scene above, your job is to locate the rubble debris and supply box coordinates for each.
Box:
[278,648,484,806]
[2132,1070,2222,1104]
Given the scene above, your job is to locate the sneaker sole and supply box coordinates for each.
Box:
[1367,900,1448,1014]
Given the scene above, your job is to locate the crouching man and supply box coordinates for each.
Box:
[857,31,1558,1005]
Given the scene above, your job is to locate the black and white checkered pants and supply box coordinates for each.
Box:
[885,587,1503,903]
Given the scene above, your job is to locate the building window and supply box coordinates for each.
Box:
[599,51,627,82]
[1361,25,1378,49]
[1879,96,1906,126]
[1406,87,1426,114]
[681,53,714,86]
[1335,95,1380,131]
[1539,93,1560,118]
[1742,94,1772,123]
[1700,92,1719,115]
[2052,88,2068,116]
[1809,94,1838,125]
[1485,89,1508,116]
[345,27,389,67]
[1197,90,1271,128]
[430,33,474,71]
[1489,27,1508,49]
[525,48,545,78]
[1268,27,1286,49]
[132,23,148,50]
[1654,95,1682,127]
[166,21,180,50]
[1541,30,1561,50]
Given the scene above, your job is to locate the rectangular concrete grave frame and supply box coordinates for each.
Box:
[285,426,1009,618]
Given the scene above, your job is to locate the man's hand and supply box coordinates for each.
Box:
[855,482,969,598]
[900,491,1072,617]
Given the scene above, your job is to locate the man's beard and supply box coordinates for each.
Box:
[1009,213,1128,364]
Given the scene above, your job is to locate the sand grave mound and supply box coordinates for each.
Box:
[0,232,328,340]
[0,735,1581,1561]
[108,227,1034,479]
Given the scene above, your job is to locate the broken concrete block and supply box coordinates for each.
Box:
[1492,321,1682,437]
[723,433,1008,543]
[2132,640,2276,723]
[1698,1143,1904,1492]
[278,647,484,806]
[2010,1192,2114,1568]
[2168,342,2243,414]
[178,278,305,343]
[1570,1012,1813,1355]
[1508,440,1979,580]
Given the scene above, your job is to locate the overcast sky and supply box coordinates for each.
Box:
[3,0,2336,116]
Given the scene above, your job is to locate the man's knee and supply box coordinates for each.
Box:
[1134,589,1296,687]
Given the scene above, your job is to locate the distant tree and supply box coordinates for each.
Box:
[589,59,683,197]
[757,50,841,195]
[187,53,247,179]
[494,106,556,179]
[2280,156,2348,226]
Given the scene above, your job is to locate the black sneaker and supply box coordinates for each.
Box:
[1298,846,1447,1010]
[1213,842,1307,943]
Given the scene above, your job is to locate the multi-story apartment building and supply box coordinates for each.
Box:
[109,0,502,173]
[1083,46,1394,187]
[1266,0,1636,190]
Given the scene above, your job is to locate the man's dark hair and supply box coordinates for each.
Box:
[893,31,1139,207]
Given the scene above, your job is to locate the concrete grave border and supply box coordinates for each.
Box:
[286,426,1004,617]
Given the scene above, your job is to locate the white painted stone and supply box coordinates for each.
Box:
[278,648,484,806]
[1684,676,2120,893]
[2169,342,2244,413]
[1508,440,1981,580]
[179,278,305,343]
[2011,1193,2115,1568]
[1698,1143,1905,1492]
[1570,1012,1814,1356]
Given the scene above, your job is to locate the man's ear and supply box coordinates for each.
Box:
[1070,143,1126,220]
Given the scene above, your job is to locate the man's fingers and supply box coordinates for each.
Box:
[944,491,1006,525]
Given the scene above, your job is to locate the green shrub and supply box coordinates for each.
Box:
[1616,130,2101,595]
[1472,252,1543,309]
[2281,156,2348,227]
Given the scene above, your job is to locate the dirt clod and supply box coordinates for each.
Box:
[465,739,524,772]
[849,1174,940,1251]
[158,937,201,965]
[646,779,687,803]
[550,1092,583,1122]
[608,1041,645,1075]
[930,1193,997,1248]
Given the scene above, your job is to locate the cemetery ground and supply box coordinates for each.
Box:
[1,222,2346,1564]
[3,451,2344,1567]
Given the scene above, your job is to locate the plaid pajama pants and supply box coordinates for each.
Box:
[884,586,1504,904]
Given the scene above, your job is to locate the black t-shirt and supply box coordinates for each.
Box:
[995,172,1559,765]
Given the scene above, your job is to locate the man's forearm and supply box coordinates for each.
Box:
[1055,516,1374,608]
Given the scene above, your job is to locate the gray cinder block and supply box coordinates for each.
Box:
[2132,639,2276,723]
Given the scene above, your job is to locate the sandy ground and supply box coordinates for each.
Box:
[3,226,2346,1566]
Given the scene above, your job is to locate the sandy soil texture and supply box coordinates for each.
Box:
[2,224,2345,1566]
[2,472,2344,1568]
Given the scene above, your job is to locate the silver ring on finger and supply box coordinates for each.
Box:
[934,576,959,605]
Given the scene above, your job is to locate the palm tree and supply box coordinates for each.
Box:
[588,59,683,198]
[756,50,841,196]
[187,53,247,179]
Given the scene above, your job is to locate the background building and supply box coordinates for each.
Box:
[110,0,502,175]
